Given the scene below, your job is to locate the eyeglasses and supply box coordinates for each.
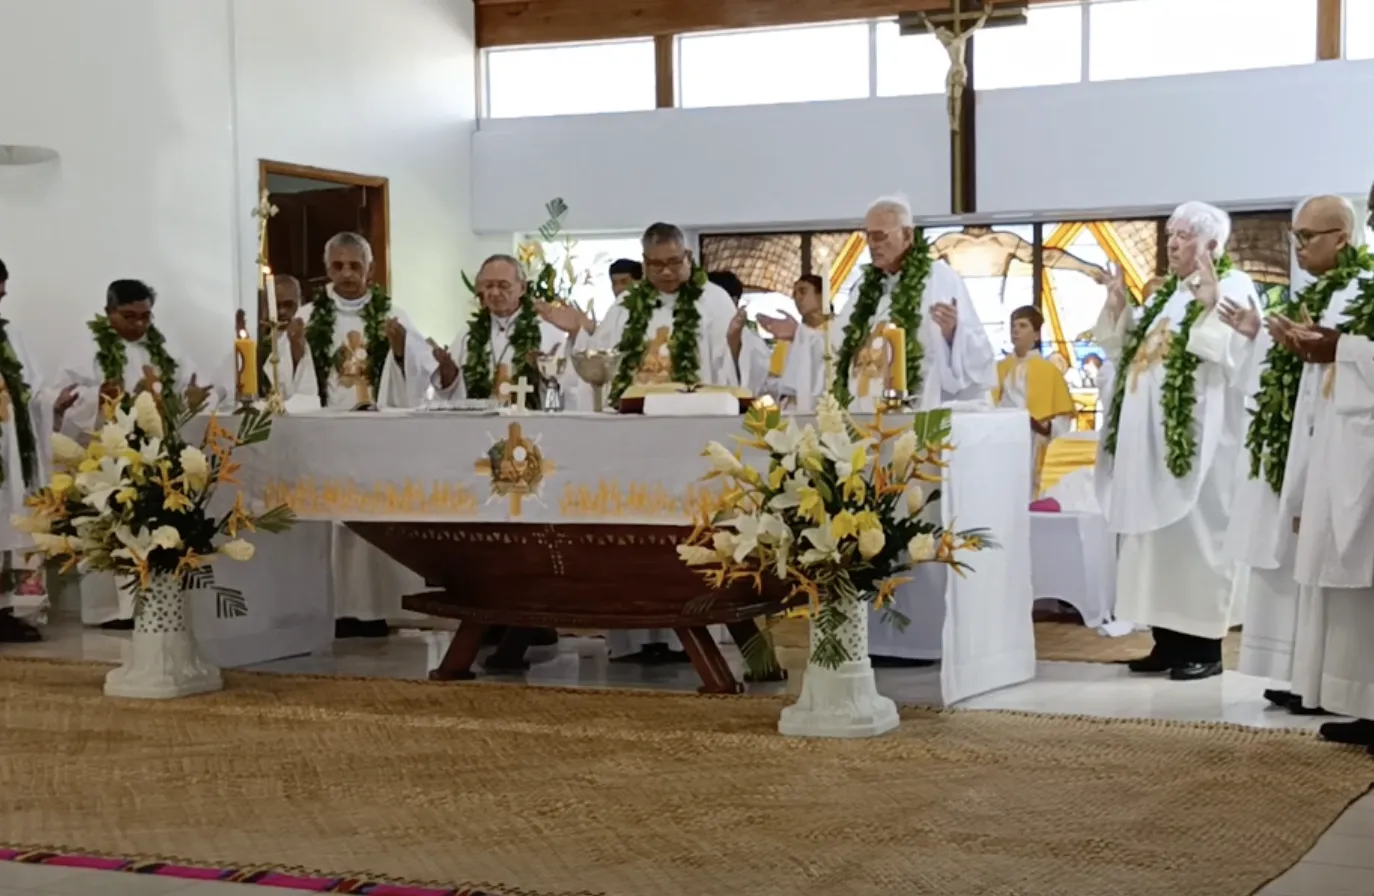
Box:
[1291,228,1343,247]
[644,254,687,273]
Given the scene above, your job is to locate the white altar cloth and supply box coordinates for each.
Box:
[1030,511,1117,628]
[231,408,1033,704]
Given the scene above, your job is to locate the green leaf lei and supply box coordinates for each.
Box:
[0,319,37,489]
[1102,255,1234,479]
[88,315,179,400]
[833,232,932,408]
[461,293,543,410]
[305,285,392,407]
[607,267,706,407]
[1246,246,1373,494]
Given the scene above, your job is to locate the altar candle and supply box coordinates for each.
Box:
[885,323,908,394]
[822,276,832,318]
[235,329,258,398]
[264,266,278,324]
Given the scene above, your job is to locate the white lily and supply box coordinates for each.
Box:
[768,471,809,512]
[816,394,846,435]
[98,422,130,455]
[819,432,873,479]
[764,422,805,472]
[139,437,163,467]
[799,525,841,566]
[51,433,85,465]
[150,525,183,550]
[711,530,739,560]
[76,456,130,512]
[703,441,744,475]
[110,525,156,563]
[677,544,719,566]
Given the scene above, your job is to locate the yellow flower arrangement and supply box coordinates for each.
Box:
[15,388,294,598]
[679,397,995,671]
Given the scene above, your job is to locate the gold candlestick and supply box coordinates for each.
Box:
[266,319,287,415]
[251,189,286,414]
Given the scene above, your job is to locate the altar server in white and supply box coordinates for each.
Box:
[260,274,317,403]
[740,275,828,403]
[52,279,224,628]
[0,259,62,643]
[1095,201,1260,681]
[1278,297,1374,746]
[768,196,996,412]
[1227,196,1366,711]
[431,254,579,407]
[543,222,741,663]
[300,232,436,638]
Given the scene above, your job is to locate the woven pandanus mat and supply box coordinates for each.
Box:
[0,658,1366,896]
[1034,621,1243,668]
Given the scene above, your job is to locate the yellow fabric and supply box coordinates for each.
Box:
[992,355,1076,423]
[768,342,790,378]
[1039,437,1098,494]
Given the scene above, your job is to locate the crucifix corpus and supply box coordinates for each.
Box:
[903,0,1026,133]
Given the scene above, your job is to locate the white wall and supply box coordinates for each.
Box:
[471,95,951,234]
[472,59,1374,234]
[0,0,479,381]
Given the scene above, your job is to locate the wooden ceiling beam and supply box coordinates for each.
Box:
[475,0,1046,48]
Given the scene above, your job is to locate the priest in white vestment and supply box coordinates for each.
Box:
[772,197,996,413]
[542,222,740,663]
[51,279,226,628]
[430,254,580,407]
[259,274,317,403]
[0,259,60,643]
[1226,196,1365,713]
[299,232,436,639]
[1095,202,1261,681]
[740,275,827,403]
[1278,301,1374,747]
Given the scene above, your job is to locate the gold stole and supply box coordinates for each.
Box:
[993,355,1077,492]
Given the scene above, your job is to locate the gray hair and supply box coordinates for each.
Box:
[271,273,302,293]
[865,195,914,228]
[642,222,686,250]
[1294,195,1365,248]
[478,253,525,280]
[1167,202,1231,259]
[323,232,374,268]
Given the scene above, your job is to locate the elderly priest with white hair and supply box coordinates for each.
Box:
[300,231,436,639]
[1096,201,1261,681]
[541,221,740,663]
[764,195,996,412]
[1227,195,1368,714]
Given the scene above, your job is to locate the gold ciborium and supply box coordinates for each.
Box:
[571,349,622,413]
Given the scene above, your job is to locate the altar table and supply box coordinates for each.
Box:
[230,409,1035,704]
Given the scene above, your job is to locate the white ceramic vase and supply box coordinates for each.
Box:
[104,571,223,699]
[777,596,900,739]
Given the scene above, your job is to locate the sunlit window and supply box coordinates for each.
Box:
[484,40,656,119]
[874,22,951,97]
[678,23,871,109]
[976,3,1084,89]
[1347,0,1374,59]
[1088,0,1317,81]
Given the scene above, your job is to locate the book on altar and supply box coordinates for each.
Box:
[626,383,752,417]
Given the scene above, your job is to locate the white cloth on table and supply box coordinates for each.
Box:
[1030,511,1116,629]
[432,314,578,404]
[79,572,134,626]
[782,260,996,412]
[1093,270,1259,639]
[1290,335,1374,716]
[301,286,435,623]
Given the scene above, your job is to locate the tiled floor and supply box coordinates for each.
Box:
[3,620,1373,895]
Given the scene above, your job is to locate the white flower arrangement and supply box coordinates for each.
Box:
[17,389,294,596]
[679,397,995,671]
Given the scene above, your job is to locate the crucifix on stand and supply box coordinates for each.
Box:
[900,0,1027,214]
[499,377,535,412]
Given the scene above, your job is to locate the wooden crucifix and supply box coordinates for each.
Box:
[900,0,1028,214]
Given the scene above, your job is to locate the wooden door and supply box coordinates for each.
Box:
[266,186,388,301]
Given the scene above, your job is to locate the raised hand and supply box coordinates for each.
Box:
[185,374,211,409]
[930,301,958,344]
[757,314,798,341]
[434,346,459,389]
[536,300,590,337]
[1103,262,1128,315]
[1217,299,1260,340]
[1191,247,1220,308]
[385,318,407,360]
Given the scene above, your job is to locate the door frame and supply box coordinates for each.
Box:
[257,159,392,291]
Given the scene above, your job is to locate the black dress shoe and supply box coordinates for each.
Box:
[871,656,939,668]
[1264,688,1297,708]
[1126,654,1173,674]
[1169,661,1223,681]
[99,617,134,631]
[0,610,41,643]
[335,617,389,639]
[1320,719,1374,746]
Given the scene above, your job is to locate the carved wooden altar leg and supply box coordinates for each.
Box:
[727,619,787,683]
[482,627,535,673]
[430,621,488,682]
[676,626,743,695]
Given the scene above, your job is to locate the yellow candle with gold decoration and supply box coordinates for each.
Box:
[880,322,907,394]
[235,329,258,398]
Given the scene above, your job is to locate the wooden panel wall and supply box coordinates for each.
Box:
[476,0,1050,48]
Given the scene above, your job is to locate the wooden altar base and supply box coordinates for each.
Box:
[348,522,788,694]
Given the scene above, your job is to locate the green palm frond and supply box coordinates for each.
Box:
[911,408,952,449]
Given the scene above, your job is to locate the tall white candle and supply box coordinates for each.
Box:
[822,274,832,317]
[264,266,278,324]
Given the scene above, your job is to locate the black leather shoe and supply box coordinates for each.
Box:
[1320,719,1374,746]
[1126,654,1173,674]
[99,617,134,631]
[0,610,40,643]
[1169,661,1223,681]
[1263,688,1297,708]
